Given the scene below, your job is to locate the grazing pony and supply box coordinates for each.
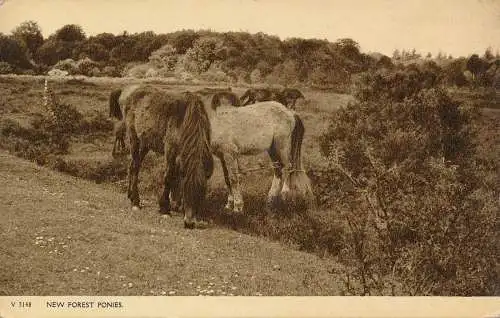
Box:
[195,87,232,96]
[108,85,142,157]
[239,88,277,106]
[279,88,305,110]
[112,121,127,158]
[209,101,314,212]
[239,88,305,109]
[121,85,214,229]
[210,91,241,109]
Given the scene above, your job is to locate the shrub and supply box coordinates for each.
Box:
[319,70,498,295]
[0,61,14,74]
[53,58,78,75]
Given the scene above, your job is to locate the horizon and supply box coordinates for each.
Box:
[0,0,499,58]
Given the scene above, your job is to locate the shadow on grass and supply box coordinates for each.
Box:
[200,188,344,257]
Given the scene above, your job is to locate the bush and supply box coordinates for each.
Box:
[319,70,498,295]
[0,117,69,164]
[0,61,14,74]
[53,58,78,75]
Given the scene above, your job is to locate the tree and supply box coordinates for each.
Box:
[76,41,109,62]
[466,54,488,81]
[182,36,225,73]
[148,44,178,71]
[392,49,401,60]
[0,33,30,69]
[54,24,85,42]
[11,20,43,59]
[483,47,494,60]
[36,38,75,66]
[443,58,468,87]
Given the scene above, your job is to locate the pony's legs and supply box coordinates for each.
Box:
[159,143,179,215]
[128,141,149,210]
[214,152,234,210]
[112,138,118,158]
[224,154,244,212]
[267,146,284,208]
[119,137,126,153]
[275,141,292,200]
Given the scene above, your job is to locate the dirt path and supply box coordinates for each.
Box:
[0,150,343,296]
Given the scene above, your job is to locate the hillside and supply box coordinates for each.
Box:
[0,149,344,296]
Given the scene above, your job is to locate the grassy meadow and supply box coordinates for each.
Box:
[0,74,498,295]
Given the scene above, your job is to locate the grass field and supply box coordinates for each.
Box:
[0,75,498,295]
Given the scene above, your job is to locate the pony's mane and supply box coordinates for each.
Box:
[179,92,214,206]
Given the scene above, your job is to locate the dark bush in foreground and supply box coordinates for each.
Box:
[319,70,498,295]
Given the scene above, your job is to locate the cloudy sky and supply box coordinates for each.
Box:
[0,0,498,57]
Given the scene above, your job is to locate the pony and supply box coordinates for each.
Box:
[239,88,305,110]
[279,88,305,110]
[195,87,232,96]
[210,91,241,109]
[111,120,127,158]
[239,88,278,106]
[209,101,314,212]
[121,85,214,229]
[108,85,142,157]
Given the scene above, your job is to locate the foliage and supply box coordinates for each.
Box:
[54,24,86,42]
[148,44,179,72]
[319,69,498,295]
[0,33,31,69]
[0,61,14,74]
[11,20,44,59]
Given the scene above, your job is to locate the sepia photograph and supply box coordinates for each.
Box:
[0,0,499,316]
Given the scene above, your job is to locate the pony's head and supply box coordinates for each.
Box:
[178,92,214,228]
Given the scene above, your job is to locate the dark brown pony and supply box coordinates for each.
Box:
[111,121,126,158]
[210,91,241,109]
[195,87,232,96]
[239,88,305,109]
[239,88,277,106]
[109,88,127,157]
[122,85,214,229]
[279,88,305,110]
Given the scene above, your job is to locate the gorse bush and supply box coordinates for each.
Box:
[319,69,498,295]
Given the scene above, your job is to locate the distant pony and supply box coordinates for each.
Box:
[239,88,277,106]
[109,89,125,157]
[111,121,126,158]
[240,87,305,109]
[108,85,142,157]
[120,85,213,229]
[195,87,232,96]
[210,91,241,109]
[279,88,305,110]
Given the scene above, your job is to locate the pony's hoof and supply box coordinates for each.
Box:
[159,209,172,216]
[131,205,140,211]
[184,220,195,229]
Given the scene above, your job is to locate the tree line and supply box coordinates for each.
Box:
[0,21,498,89]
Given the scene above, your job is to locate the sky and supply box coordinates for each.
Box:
[0,0,499,57]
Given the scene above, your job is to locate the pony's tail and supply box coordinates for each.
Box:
[285,113,314,207]
[179,93,214,223]
[109,89,123,120]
